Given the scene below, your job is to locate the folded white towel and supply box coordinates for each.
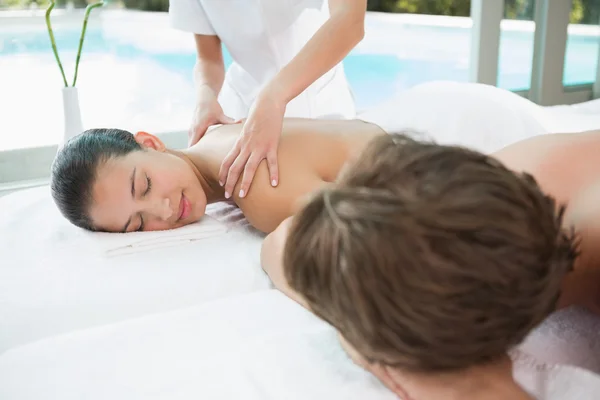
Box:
[512,349,600,400]
[66,214,229,257]
[520,306,600,374]
[206,201,265,237]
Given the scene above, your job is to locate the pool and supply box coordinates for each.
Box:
[1,10,599,151]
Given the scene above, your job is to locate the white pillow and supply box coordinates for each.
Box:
[359,81,550,154]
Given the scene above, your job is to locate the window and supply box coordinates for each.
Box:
[497,0,536,91]
[563,0,600,87]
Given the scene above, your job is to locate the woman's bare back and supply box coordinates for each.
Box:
[189,118,385,232]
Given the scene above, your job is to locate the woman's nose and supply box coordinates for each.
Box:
[150,197,173,221]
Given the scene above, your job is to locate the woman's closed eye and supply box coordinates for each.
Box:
[144,175,152,196]
[137,215,145,232]
[136,176,152,231]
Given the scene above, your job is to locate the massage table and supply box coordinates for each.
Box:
[1,82,600,399]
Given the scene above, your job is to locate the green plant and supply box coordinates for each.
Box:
[45,0,105,87]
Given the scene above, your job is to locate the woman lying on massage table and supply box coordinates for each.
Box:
[50,118,385,234]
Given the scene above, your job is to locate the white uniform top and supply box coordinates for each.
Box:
[169,0,356,120]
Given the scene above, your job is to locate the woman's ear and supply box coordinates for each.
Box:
[134,131,166,151]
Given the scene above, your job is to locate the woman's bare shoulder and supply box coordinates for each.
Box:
[280,117,385,135]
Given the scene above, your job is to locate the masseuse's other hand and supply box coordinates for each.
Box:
[188,87,236,147]
[219,89,284,199]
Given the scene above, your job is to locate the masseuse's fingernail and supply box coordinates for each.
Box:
[219,181,224,187]
[225,191,230,199]
[239,190,245,198]
[271,179,277,187]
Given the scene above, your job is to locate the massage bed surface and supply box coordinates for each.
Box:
[0,186,270,354]
[1,290,599,400]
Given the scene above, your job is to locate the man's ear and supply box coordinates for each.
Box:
[134,131,166,151]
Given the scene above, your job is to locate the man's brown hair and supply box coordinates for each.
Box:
[283,133,578,372]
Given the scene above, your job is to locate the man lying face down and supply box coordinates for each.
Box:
[261,129,600,398]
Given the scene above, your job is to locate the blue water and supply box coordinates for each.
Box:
[1,24,598,110]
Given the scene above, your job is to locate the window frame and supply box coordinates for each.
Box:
[470,0,598,105]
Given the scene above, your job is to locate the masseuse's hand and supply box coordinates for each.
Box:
[188,86,236,147]
[219,88,284,198]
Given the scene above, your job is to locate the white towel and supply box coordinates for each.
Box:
[205,200,265,237]
[512,349,600,400]
[74,215,230,257]
[520,306,600,374]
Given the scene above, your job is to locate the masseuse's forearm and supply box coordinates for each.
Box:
[193,58,225,101]
[266,1,366,104]
[192,35,226,101]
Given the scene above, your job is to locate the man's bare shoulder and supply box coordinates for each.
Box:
[493,130,600,182]
[559,180,600,314]
[494,130,600,160]
[489,130,600,314]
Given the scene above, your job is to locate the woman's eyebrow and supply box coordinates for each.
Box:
[130,167,137,198]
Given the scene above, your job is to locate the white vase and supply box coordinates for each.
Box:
[60,86,84,150]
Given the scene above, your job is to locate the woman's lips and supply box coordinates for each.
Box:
[178,194,191,221]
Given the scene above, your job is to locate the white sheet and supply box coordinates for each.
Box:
[0,187,270,354]
[72,214,229,257]
[2,81,600,399]
[1,290,598,400]
[0,291,396,400]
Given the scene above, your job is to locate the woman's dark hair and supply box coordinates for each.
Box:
[50,128,141,231]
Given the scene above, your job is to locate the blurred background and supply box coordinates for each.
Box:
[0,0,598,178]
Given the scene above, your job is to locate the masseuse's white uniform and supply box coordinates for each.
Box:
[169,0,356,120]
